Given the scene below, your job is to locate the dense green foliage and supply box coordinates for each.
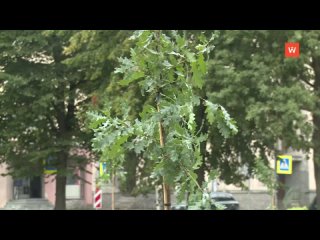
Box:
[89,30,238,206]
[0,30,125,209]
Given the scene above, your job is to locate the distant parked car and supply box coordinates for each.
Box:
[171,192,240,210]
[171,204,188,210]
[210,192,240,210]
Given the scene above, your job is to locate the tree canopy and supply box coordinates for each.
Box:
[0,30,125,209]
[1,30,320,210]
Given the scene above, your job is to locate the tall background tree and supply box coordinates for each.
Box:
[0,30,127,209]
[203,30,315,208]
[63,30,145,195]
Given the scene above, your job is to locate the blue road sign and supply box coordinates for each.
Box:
[277,155,292,174]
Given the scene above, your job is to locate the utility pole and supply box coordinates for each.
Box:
[273,139,283,210]
[272,140,281,210]
[272,157,277,209]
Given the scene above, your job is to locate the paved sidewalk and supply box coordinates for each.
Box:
[2,198,53,210]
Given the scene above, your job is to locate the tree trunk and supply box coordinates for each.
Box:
[123,150,139,194]
[51,49,77,210]
[112,168,115,210]
[163,180,171,210]
[314,159,320,209]
[155,184,163,210]
[312,56,320,209]
[157,98,171,210]
[54,152,67,210]
[55,174,67,210]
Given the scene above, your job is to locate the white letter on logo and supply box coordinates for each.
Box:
[288,47,296,53]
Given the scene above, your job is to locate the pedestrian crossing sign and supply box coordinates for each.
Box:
[43,156,57,175]
[100,162,107,177]
[276,155,292,174]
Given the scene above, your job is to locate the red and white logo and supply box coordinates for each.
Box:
[94,187,102,209]
[285,42,300,58]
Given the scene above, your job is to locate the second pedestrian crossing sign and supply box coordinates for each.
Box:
[276,155,292,174]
